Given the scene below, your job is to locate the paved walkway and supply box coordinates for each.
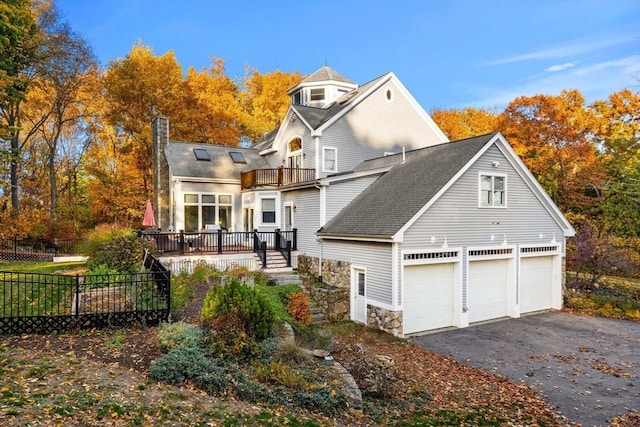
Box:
[411,311,640,426]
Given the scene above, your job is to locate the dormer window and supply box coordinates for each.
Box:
[310,88,325,101]
[292,90,302,105]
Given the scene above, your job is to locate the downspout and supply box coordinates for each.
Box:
[317,237,323,283]
[315,181,325,283]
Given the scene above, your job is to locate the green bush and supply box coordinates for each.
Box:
[256,284,301,323]
[87,232,156,273]
[157,322,203,352]
[201,278,275,341]
[148,346,212,384]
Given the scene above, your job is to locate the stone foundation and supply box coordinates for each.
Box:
[298,255,350,322]
[297,255,351,289]
[368,306,403,337]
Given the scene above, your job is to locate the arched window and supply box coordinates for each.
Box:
[288,137,302,168]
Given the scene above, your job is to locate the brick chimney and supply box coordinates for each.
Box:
[152,117,170,230]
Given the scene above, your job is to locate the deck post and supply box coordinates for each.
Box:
[217,229,223,254]
[292,228,297,251]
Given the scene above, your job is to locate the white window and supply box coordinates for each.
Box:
[479,174,506,207]
[261,198,276,224]
[310,88,325,101]
[323,147,337,173]
[184,193,233,231]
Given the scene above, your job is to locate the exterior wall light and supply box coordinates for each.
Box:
[491,233,507,246]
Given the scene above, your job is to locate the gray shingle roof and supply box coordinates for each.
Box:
[295,75,388,129]
[318,133,497,238]
[301,66,356,85]
[165,141,270,180]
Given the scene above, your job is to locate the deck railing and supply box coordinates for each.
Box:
[241,168,315,189]
[142,230,297,261]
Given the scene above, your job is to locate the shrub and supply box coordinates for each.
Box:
[157,322,204,352]
[256,284,298,323]
[148,346,212,384]
[86,231,156,273]
[201,278,275,341]
[286,291,312,326]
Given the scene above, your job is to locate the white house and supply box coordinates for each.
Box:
[151,66,575,337]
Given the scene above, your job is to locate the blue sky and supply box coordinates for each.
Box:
[57,0,640,111]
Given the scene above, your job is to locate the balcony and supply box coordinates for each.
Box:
[241,167,316,189]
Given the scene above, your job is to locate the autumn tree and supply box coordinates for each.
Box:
[102,43,184,199]
[177,58,244,145]
[0,0,39,218]
[241,68,303,143]
[590,89,640,237]
[431,107,499,141]
[21,2,97,225]
[498,90,603,216]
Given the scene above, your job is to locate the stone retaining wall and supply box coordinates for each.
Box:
[368,306,403,337]
[297,255,351,289]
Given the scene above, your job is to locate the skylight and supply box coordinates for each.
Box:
[229,151,246,164]
[193,148,210,161]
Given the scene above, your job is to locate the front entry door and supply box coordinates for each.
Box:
[352,269,366,323]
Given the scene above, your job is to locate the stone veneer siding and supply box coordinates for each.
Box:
[297,254,405,336]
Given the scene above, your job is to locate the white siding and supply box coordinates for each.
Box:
[325,175,379,223]
[318,80,444,177]
[322,240,393,306]
[401,145,565,249]
[282,188,320,256]
[263,117,313,168]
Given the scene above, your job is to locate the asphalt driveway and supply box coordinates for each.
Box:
[411,311,639,426]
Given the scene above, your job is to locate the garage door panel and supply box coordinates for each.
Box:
[469,259,508,323]
[404,263,454,334]
[521,256,553,313]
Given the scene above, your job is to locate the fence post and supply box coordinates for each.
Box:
[274,229,280,249]
[217,229,223,254]
[75,274,80,318]
[179,230,185,255]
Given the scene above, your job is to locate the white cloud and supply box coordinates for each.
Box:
[461,55,640,109]
[483,33,637,66]
[545,62,576,72]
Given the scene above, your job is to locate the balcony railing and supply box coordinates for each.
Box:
[241,167,315,189]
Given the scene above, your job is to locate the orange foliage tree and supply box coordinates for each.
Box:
[498,90,604,216]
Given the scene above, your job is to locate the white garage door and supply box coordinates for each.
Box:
[468,259,508,323]
[404,263,455,334]
[520,256,553,313]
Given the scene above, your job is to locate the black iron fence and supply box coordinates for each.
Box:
[0,236,82,262]
[0,253,170,334]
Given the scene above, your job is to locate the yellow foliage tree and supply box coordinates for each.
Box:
[177,58,244,145]
[242,68,303,143]
[431,107,499,141]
